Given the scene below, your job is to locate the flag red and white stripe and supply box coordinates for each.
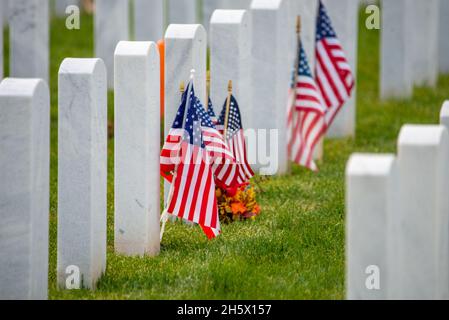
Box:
[315,1,354,127]
[288,74,327,171]
[214,129,252,187]
[160,128,183,183]
[215,95,254,186]
[161,82,221,239]
[195,97,243,189]
[166,142,220,238]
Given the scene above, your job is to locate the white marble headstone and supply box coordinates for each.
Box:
[134,0,164,41]
[114,41,161,256]
[203,0,252,31]
[2,0,8,26]
[346,153,397,300]
[438,0,449,74]
[203,0,223,31]
[94,0,129,89]
[164,24,206,199]
[0,78,50,300]
[407,0,439,87]
[168,0,198,24]
[392,125,449,299]
[9,0,49,83]
[321,0,358,138]
[380,0,413,99]
[250,0,290,175]
[57,58,107,289]
[210,9,252,129]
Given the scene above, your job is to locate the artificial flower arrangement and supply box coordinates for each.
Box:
[215,183,261,223]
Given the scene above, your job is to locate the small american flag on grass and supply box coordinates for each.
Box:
[196,95,241,190]
[217,95,254,184]
[160,83,221,239]
[287,43,326,171]
[315,0,354,127]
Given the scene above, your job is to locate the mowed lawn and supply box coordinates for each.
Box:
[4,10,447,299]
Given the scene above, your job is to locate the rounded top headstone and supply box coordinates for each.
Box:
[210,9,248,25]
[59,58,106,76]
[114,41,158,57]
[346,153,396,177]
[0,78,49,99]
[250,0,284,10]
[398,125,448,147]
[165,24,206,40]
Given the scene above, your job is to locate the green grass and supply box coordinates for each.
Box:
[5,10,447,300]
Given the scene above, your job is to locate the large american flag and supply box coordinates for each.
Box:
[315,1,354,127]
[217,95,254,184]
[287,44,326,171]
[160,83,220,239]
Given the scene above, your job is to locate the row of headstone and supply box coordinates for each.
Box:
[0,37,165,297]
[346,101,449,299]
[163,2,290,177]
[93,0,359,138]
[207,0,360,139]
[380,0,442,100]
[0,0,374,299]
[162,0,361,179]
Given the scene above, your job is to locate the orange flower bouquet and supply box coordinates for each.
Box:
[216,184,261,223]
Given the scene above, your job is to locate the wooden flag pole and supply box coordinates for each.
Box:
[288,16,302,171]
[223,80,233,140]
[206,70,211,111]
[294,15,301,95]
[180,81,185,95]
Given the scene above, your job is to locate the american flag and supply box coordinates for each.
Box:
[195,94,241,190]
[161,85,235,186]
[287,43,327,171]
[161,83,220,239]
[315,1,354,127]
[217,95,254,184]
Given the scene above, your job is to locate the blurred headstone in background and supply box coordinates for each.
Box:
[94,0,129,89]
[134,0,164,41]
[9,0,49,83]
